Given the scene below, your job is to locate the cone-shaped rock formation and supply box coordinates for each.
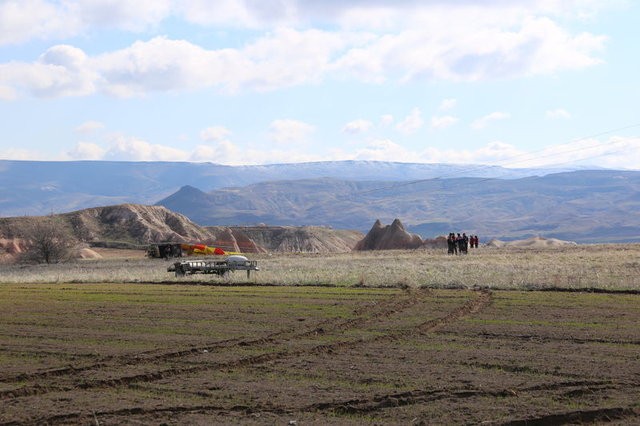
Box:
[354,219,423,250]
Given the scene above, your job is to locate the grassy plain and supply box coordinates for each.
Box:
[1,245,639,424]
[1,244,639,290]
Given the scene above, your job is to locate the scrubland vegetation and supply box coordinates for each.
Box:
[1,244,639,291]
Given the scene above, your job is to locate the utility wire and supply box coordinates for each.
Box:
[359,122,640,195]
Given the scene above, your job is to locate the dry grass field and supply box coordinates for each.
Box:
[1,245,639,424]
[1,244,639,290]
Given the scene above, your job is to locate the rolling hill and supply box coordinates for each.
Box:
[156,170,640,243]
[2,160,638,243]
[0,159,571,217]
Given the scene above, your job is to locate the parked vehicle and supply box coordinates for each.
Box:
[168,255,259,278]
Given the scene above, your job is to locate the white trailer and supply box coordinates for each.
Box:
[168,255,259,278]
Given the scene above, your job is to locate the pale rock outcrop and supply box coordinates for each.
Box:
[354,219,423,251]
[487,236,577,248]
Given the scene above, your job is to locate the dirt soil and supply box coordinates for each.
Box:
[0,284,638,425]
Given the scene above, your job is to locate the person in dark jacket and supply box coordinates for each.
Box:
[447,233,456,254]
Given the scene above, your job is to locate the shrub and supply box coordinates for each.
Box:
[17,216,77,264]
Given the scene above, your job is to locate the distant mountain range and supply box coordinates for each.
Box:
[156,170,640,243]
[1,160,639,242]
[0,160,573,216]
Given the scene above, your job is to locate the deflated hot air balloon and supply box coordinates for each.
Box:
[180,243,228,256]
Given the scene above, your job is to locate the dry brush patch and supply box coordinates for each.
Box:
[1,244,640,290]
[0,284,638,425]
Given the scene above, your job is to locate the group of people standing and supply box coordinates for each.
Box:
[447,233,479,255]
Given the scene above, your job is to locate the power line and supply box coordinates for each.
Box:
[359,122,640,195]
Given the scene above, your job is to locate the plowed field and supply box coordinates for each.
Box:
[1,284,638,425]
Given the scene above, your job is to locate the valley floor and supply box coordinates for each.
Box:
[0,284,638,424]
[1,244,640,290]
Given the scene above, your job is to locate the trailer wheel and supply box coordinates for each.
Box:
[175,265,185,277]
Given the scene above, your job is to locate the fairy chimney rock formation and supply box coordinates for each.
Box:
[354,219,423,250]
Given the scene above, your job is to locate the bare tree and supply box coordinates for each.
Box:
[18,216,77,264]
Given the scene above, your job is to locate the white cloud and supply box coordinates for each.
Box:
[529,20,606,74]
[0,1,611,99]
[93,29,345,96]
[104,135,189,161]
[0,1,613,47]
[0,44,97,98]
[9,132,640,169]
[73,0,171,32]
[472,112,511,129]
[190,140,242,163]
[348,138,519,164]
[592,136,640,170]
[334,12,606,83]
[0,148,47,161]
[471,141,525,164]
[0,0,76,45]
[200,126,232,142]
[430,115,459,130]
[67,142,106,160]
[353,139,414,162]
[499,136,640,169]
[75,121,105,134]
[342,119,372,134]
[438,98,457,111]
[94,37,219,97]
[396,108,423,135]
[239,27,348,91]
[546,108,572,119]
[380,114,394,126]
[176,0,297,28]
[0,0,170,46]
[345,136,640,169]
[269,119,315,145]
[0,85,17,100]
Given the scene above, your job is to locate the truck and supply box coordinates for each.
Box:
[168,255,259,278]
[147,243,183,259]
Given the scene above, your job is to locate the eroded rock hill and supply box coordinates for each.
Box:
[0,204,363,255]
[227,225,363,253]
[65,204,213,244]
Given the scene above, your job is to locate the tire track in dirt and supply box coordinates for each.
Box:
[297,377,639,419]
[307,390,640,422]
[417,288,491,335]
[9,289,638,426]
[500,406,639,425]
[294,287,432,339]
[471,331,640,346]
[307,387,514,415]
[0,289,487,417]
[46,289,444,393]
[9,388,637,426]
[461,360,640,383]
[0,341,230,387]
[0,288,430,400]
[3,403,287,426]
[1,386,505,426]
[1,290,499,425]
[5,287,425,380]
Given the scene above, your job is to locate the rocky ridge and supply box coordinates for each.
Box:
[0,204,363,259]
[229,225,363,253]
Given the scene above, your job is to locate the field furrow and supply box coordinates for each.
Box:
[0,283,638,425]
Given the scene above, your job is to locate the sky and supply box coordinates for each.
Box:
[0,0,639,169]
